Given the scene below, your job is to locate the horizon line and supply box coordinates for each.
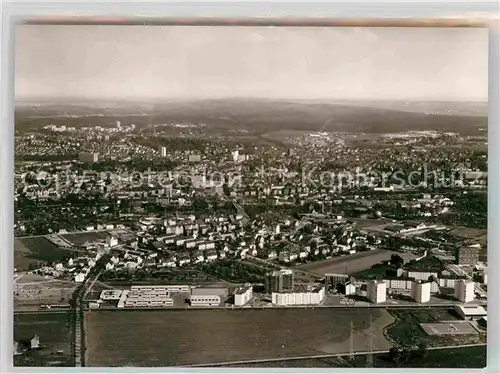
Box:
[14,96,489,104]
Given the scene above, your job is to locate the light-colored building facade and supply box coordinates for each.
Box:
[406,271,439,281]
[454,279,475,303]
[190,295,221,306]
[384,278,413,291]
[271,286,325,306]
[344,283,356,296]
[411,280,431,303]
[190,287,228,307]
[130,285,190,293]
[234,286,253,306]
[118,289,174,308]
[367,280,387,304]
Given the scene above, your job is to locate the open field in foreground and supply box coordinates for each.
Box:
[14,311,73,367]
[386,309,486,348]
[14,237,80,271]
[294,250,396,276]
[226,345,487,368]
[84,308,394,367]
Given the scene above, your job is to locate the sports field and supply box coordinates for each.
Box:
[421,322,478,336]
[61,231,110,246]
[294,250,395,276]
[84,308,394,367]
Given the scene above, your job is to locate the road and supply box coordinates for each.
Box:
[446,264,487,297]
[232,199,250,222]
[80,301,486,312]
[14,309,71,315]
[182,343,487,367]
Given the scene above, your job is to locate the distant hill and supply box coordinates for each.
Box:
[15,98,487,135]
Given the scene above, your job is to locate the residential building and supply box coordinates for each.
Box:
[30,335,40,349]
[455,245,480,266]
[411,280,431,303]
[271,285,325,306]
[130,285,190,293]
[454,279,475,303]
[266,269,294,293]
[159,146,167,157]
[324,273,349,290]
[406,270,439,281]
[78,152,99,163]
[339,281,356,296]
[367,280,387,304]
[384,277,413,292]
[234,286,253,306]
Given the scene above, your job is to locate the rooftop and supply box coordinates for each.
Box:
[454,304,487,316]
[191,287,229,297]
[234,286,252,295]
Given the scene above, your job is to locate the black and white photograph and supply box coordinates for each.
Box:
[13,22,488,368]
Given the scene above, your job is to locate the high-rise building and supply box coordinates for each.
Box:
[367,280,387,304]
[454,279,475,303]
[159,146,167,157]
[324,273,349,291]
[455,245,480,265]
[78,152,99,163]
[411,280,431,303]
[231,150,239,163]
[266,269,294,293]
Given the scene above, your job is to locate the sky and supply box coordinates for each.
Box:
[15,25,488,101]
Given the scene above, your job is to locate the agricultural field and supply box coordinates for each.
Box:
[385,308,486,348]
[14,237,80,271]
[294,250,396,276]
[14,311,74,367]
[84,308,394,367]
